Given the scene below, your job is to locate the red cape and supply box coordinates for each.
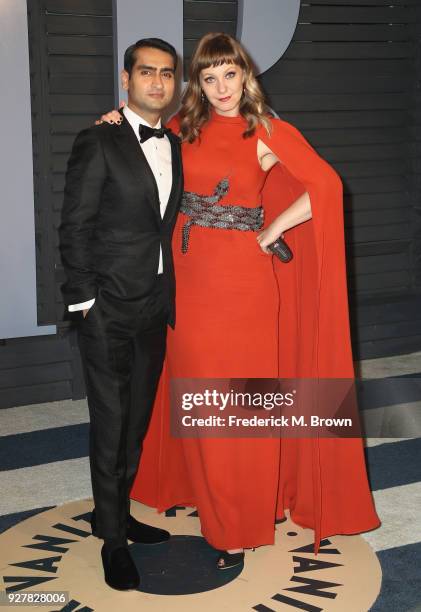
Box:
[258,120,379,549]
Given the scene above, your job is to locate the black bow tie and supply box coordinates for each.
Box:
[139,124,170,143]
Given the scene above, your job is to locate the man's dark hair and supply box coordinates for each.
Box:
[124,38,178,76]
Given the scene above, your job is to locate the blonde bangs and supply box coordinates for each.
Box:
[192,38,244,75]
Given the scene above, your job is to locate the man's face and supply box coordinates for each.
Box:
[122,46,175,116]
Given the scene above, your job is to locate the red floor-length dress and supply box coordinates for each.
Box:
[130,111,380,551]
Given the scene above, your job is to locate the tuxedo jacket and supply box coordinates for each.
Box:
[59,114,183,328]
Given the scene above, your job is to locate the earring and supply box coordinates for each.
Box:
[201,91,206,102]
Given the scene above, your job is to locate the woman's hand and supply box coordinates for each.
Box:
[95,101,126,125]
[257,191,312,254]
[257,225,284,254]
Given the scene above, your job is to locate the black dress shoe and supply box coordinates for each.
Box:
[127,513,170,544]
[101,545,140,591]
[91,509,170,544]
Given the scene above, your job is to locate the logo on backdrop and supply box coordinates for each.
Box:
[115,0,301,107]
[235,0,301,76]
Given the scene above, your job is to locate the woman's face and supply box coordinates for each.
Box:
[199,62,244,116]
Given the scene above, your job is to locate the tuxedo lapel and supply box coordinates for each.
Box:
[163,132,183,224]
[111,116,161,220]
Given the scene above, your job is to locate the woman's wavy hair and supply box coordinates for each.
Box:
[179,32,272,143]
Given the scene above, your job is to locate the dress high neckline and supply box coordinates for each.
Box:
[210,110,245,125]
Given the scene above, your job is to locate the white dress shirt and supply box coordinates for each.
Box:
[68,105,173,312]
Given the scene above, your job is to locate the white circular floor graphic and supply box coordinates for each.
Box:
[0,500,382,611]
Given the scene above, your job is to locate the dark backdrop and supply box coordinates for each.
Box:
[1,0,420,408]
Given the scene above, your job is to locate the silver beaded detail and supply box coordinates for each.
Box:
[180,178,264,253]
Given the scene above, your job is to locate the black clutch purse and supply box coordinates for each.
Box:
[268,237,293,263]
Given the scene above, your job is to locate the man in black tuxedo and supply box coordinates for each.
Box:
[59,38,183,591]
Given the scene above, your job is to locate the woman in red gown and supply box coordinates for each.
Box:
[125,33,380,568]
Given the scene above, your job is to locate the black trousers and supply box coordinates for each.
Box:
[77,278,168,544]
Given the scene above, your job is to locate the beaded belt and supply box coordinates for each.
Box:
[180,178,264,253]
